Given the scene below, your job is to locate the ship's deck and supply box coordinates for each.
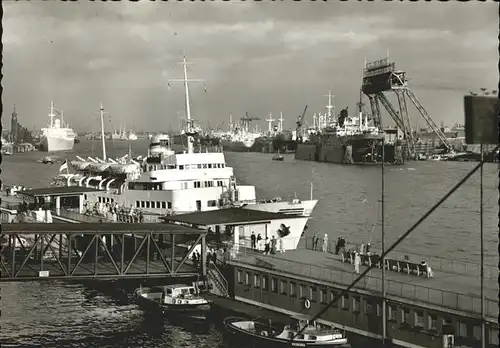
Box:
[231,248,499,321]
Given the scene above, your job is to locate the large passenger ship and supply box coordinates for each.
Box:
[40,101,76,152]
[52,56,317,250]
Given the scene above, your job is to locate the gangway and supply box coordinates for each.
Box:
[0,223,208,282]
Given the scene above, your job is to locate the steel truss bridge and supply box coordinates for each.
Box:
[0,223,208,282]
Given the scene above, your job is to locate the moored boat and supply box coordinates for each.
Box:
[134,283,212,319]
[223,315,350,347]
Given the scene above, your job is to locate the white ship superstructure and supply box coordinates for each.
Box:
[40,101,76,152]
[52,56,317,250]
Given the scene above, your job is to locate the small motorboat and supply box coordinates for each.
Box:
[416,153,427,161]
[134,283,212,319]
[38,156,56,164]
[223,314,350,347]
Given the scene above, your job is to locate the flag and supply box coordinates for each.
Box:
[59,160,68,173]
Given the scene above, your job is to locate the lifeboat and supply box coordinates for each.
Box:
[70,160,91,171]
[106,163,140,175]
[87,162,110,173]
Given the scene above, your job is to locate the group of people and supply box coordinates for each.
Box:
[250,232,282,255]
[312,232,329,252]
[347,242,372,274]
[82,202,146,223]
[191,247,228,268]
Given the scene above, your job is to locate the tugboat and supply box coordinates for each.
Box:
[223,314,350,347]
[134,283,212,319]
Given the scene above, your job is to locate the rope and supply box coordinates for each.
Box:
[291,147,497,342]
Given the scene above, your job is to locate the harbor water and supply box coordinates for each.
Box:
[1,139,497,347]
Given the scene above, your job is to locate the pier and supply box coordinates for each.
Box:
[220,246,498,348]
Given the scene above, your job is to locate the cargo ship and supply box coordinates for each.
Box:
[249,112,297,153]
[295,106,404,165]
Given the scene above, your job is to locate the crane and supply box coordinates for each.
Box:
[240,112,261,132]
[296,105,308,143]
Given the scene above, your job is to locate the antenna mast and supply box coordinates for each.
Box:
[168,55,206,154]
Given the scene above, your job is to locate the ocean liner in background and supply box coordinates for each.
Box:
[295,91,404,164]
[40,101,76,152]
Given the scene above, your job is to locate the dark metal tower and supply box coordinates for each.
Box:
[361,57,452,155]
[10,104,18,143]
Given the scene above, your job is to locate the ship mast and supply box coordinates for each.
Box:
[323,90,335,124]
[265,112,275,133]
[100,102,107,160]
[278,111,284,132]
[168,55,206,154]
[49,101,56,127]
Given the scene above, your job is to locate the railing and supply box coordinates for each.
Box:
[1,202,20,211]
[52,208,114,223]
[300,237,498,280]
[207,260,229,297]
[228,250,499,321]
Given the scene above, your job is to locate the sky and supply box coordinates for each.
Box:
[2,1,498,133]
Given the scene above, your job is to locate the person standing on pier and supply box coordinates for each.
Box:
[270,236,277,254]
[366,242,371,255]
[192,251,198,268]
[279,237,284,253]
[313,231,319,251]
[264,238,270,255]
[257,233,262,251]
[354,252,361,274]
[251,231,256,249]
[322,234,329,253]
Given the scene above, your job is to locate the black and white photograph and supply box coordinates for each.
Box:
[1,1,498,348]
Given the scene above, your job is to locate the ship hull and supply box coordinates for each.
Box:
[221,140,254,152]
[295,134,405,164]
[249,137,296,153]
[232,199,318,250]
[40,135,75,152]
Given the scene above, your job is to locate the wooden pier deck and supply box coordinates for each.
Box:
[232,248,499,321]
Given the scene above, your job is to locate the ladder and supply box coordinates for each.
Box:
[207,260,229,297]
[376,92,406,131]
[404,89,451,151]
